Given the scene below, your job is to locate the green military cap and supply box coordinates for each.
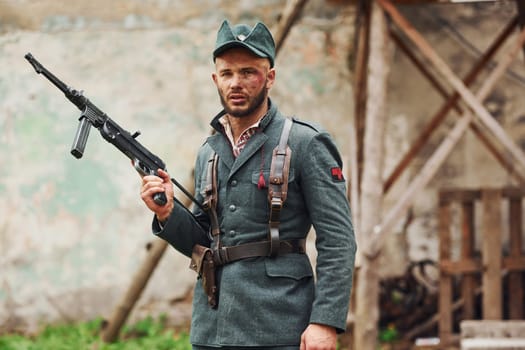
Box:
[213,20,276,67]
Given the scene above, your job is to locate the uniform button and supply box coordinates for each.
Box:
[228,230,236,237]
[231,180,238,186]
[229,204,236,212]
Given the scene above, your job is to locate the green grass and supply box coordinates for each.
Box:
[0,315,191,350]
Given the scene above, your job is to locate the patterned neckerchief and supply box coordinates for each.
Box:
[219,115,264,158]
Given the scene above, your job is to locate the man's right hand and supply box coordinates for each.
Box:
[140,169,175,223]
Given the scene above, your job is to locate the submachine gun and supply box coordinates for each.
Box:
[25,53,200,209]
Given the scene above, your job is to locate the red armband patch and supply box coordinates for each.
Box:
[331,167,345,182]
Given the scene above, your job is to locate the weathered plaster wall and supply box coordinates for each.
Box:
[0,0,523,335]
[0,0,354,333]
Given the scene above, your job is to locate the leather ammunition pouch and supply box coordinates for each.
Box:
[190,244,218,308]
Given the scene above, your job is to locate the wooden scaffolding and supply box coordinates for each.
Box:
[353,0,525,349]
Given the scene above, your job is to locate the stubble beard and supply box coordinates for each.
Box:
[219,84,268,119]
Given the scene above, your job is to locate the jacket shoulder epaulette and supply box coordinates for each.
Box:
[290,117,321,133]
[292,117,323,133]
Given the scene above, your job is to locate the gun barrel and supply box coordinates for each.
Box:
[25,52,70,94]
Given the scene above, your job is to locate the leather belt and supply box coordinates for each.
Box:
[213,238,306,266]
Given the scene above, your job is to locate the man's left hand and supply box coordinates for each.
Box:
[300,324,337,350]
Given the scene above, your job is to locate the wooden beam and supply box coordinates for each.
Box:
[460,199,476,320]
[379,0,525,176]
[351,0,372,236]
[344,0,500,4]
[508,197,523,319]
[439,200,453,342]
[516,0,525,59]
[354,2,390,349]
[364,13,525,257]
[383,17,520,193]
[468,120,525,186]
[390,29,462,114]
[273,0,309,55]
[440,188,482,203]
[504,256,525,271]
[481,189,502,320]
[439,186,525,203]
[394,0,497,2]
[390,26,519,189]
[440,256,525,274]
[440,258,481,275]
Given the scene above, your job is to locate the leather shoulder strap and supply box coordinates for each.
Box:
[203,152,220,249]
[203,118,293,257]
[268,117,293,256]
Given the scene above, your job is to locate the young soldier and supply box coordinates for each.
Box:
[139,20,356,350]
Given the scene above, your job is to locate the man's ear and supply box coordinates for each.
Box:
[212,72,218,85]
[266,68,276,89]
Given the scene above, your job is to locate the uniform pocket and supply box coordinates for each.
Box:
[264,253,313,280]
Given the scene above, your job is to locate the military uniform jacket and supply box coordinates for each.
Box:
[153,100,356,347]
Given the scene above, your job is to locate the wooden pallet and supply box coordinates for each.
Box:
[438,187,525,344]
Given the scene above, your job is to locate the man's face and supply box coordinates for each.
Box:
[212,47,275,119]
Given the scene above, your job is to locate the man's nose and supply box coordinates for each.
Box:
[230,73,243,87]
